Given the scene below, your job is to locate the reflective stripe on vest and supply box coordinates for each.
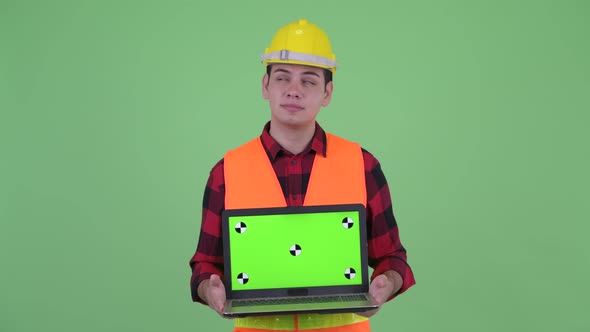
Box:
[234,313,370,331]
[224,133,369,331]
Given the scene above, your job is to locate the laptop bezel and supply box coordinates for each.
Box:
[221,203,369,300]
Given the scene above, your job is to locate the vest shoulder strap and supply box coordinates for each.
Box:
[305,133,366,206]
[224,137,286,209]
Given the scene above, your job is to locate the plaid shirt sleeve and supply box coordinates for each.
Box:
[362,149,416,299]
[189,159,225,304]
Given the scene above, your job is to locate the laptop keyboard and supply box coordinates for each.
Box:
[232,295,367,307]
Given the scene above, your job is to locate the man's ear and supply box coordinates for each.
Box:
[262,73,270,100]
[321,81,334,107]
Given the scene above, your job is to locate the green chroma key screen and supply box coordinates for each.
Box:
[228,209,363,291]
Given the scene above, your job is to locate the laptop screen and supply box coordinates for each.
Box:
[222,204,369,298]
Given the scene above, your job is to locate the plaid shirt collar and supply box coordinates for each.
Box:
[260,121,327,162]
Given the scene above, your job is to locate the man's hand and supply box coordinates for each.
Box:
[357,270,402,318]
[198,274,227,317]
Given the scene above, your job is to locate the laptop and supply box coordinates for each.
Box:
[221,203,379,317]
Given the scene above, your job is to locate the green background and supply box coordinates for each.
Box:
[229,211,362,290]
[1,0,588,331]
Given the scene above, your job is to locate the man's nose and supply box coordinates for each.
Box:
[286,82,302,99]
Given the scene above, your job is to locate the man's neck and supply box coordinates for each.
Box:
[268,121,316,155]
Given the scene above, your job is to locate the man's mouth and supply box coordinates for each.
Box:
[281,104,305,112]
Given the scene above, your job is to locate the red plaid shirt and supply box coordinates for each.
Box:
[189,122,415,303]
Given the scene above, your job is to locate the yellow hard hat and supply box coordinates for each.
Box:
[261,19,337,73]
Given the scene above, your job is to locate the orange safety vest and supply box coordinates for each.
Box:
[224,133,371,332]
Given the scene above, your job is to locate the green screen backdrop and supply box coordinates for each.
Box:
[1,0,589,331]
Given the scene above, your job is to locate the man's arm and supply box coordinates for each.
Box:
[362,149,416,306]
[189,159,227,308]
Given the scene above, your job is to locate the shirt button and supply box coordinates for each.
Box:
[291,159,297,165]
[292,194,297,200]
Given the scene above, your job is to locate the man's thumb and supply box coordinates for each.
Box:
[375,275,386,288]
[210,274,221,287]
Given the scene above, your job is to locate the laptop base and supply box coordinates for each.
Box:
[223,293,379,318]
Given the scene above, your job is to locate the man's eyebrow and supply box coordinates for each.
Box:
[273,68,291,74]
[302,71,320,77]
[272,68,320,78]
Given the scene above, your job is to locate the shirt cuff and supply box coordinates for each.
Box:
[191,264,224,304]
[371,256,416,301]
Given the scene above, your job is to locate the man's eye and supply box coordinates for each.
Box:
[303,80,316,85]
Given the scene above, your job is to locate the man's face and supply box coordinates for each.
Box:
[262,64,333,130]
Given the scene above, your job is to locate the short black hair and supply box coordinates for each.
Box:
[266,65,333,87]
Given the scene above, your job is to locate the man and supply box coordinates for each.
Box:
[189,19,415,332]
